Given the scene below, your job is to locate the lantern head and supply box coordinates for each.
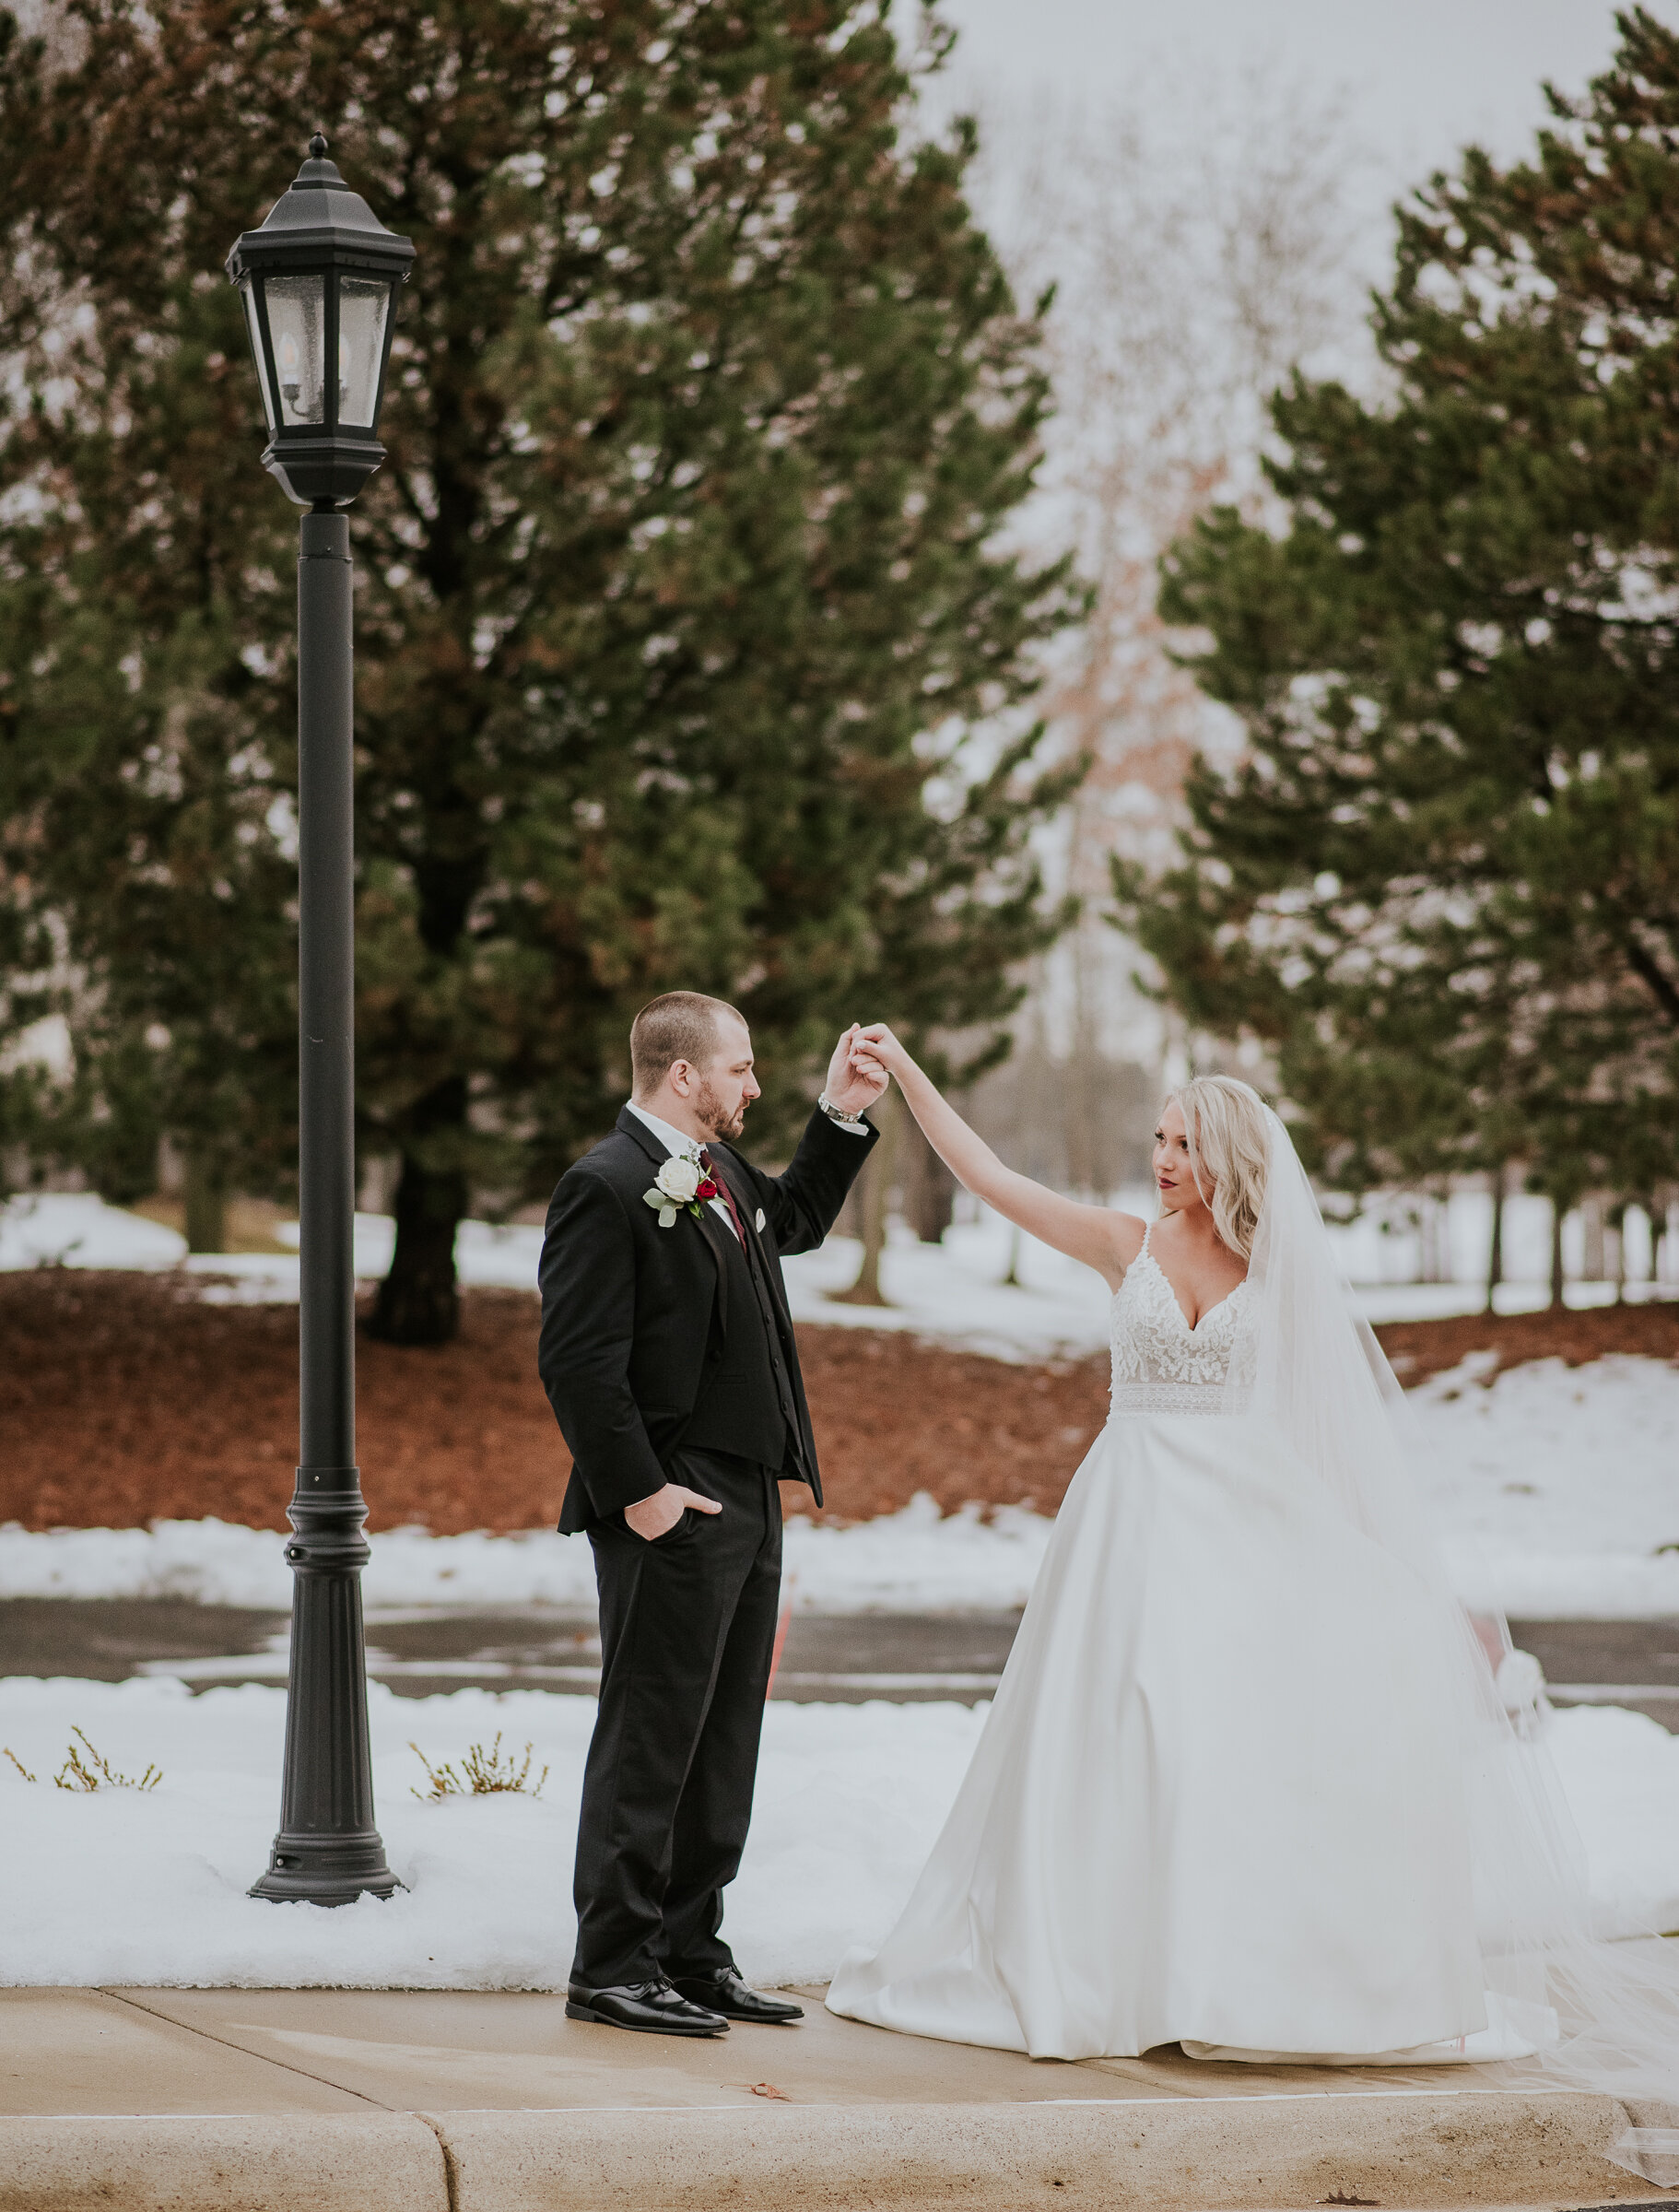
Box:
[227,135,416,508]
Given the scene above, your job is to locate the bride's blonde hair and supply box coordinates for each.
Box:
[1164,1076,1271,1261]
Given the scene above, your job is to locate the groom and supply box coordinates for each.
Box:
[538,992,883,2036]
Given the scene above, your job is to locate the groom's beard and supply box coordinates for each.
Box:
[695,1076,747,1143]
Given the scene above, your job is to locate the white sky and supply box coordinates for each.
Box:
[927,1,1645,190]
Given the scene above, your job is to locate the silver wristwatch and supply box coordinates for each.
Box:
[816,1090,864,1127]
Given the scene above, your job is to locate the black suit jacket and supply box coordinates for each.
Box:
[538,1104,877,1534]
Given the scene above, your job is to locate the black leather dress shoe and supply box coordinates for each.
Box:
[565,1979,729,2036]
[669,1967,804,2024]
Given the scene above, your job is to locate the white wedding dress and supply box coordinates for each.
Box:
[827,1221,1496,2063]
[830,1106,1679,2165]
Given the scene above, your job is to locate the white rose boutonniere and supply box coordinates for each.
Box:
[643,1152,718,1229]
[656,1156,702,1204]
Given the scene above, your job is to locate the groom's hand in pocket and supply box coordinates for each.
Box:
[624,1483,723,1542]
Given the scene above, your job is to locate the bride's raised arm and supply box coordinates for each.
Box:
[850,1025,1142,1289]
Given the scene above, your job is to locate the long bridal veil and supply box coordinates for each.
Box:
[1230,1100,1679,2163]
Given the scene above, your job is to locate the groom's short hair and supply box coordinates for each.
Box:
[630,992,746,1096]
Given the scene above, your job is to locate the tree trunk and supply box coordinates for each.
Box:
[1582,1194,1606,1284]
[899,1114,956,1243]
[1002,1221,1024,1288]
[183,1147,227,1254]
[1420,1194,1441,1284]
[1484,1171,1504,1316]
[1549,1200,1566,1312]
[835,1090,898,1306]
[367,1153,468,1345]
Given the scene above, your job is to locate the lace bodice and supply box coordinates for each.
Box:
[1110,1223,1253,1416]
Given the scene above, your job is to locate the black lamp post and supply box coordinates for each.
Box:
[229,136,414,1905]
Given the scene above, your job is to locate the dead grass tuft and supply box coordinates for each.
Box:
[410,1732,548,1801]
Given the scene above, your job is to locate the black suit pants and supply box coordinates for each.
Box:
[571,1446,782,1989]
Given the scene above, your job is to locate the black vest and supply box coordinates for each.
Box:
[683,1210,804,1474]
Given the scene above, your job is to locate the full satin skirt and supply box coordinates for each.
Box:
[826,1411,1490,2062]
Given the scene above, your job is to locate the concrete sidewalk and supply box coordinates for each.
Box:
[2,1984,1674,2210]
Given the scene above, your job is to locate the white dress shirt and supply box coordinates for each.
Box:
[625,1100,739,1234]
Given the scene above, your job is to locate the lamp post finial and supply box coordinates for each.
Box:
[309,131,328,159]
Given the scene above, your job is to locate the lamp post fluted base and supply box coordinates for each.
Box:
[250,1831,401,1905]
[250,1480,400,1907]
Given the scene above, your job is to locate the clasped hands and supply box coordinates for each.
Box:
[844,1021,906,1091]
[823,1020,891,1118]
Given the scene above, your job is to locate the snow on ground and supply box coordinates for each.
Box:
[0,1676,1673,1990]
[0,1190,1126,1346]
[1419,1356,1679,1618]
[0,1193,187,1272]
[1543,1703,1679,1939]
[6,1188,1671,1342]
[0,1677,972,1990]
[0,1196,546,1303]
[0,1498,1052,1615]
[789,1217,1675,1347]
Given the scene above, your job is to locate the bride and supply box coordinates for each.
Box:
[826,1032,1679,2142]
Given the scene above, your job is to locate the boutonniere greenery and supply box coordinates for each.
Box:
[643,1153,720,1229]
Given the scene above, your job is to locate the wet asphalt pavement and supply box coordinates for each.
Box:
[0,1599,1024,1704]
[3,1600,1679,1724]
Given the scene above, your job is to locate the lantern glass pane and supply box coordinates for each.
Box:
[337,276,391,428]
[240,283,276,432]
[265,274,327,426]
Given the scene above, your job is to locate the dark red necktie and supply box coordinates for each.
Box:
[698,1147,748,1251]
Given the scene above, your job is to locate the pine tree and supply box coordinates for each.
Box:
[1120,6,1679,1215]
[0,0,1079,1331]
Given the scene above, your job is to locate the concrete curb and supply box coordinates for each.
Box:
[0,2112,449,2212]
[2,2091,1670,2212]
[435,2092,1654,2209]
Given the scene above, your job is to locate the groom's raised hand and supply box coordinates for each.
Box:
[823,1022,889,1117]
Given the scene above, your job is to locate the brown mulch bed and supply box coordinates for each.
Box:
[0,1271,1673,1535]
[1374,1298,1679,1385]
